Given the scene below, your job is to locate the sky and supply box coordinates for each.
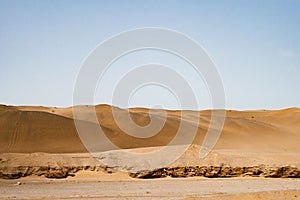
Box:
[0,0,299,110]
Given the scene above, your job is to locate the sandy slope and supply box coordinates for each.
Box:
[1,104,300,200]
[0,104,300,172]
[1,104,300,154]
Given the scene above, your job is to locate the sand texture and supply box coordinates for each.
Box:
[0,104,300,178]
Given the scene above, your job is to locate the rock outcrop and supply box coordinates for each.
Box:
[129,165,300,179]
[0,165,115,179]
[1,164,300,179]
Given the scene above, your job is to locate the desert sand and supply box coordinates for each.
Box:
[1,104,300,154]
[1,177,300,199]
[0,104,300,199]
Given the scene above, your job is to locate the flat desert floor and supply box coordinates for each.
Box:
[1,176,300,200]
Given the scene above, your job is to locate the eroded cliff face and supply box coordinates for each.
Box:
[129,165,300,179]
[0,165,115,179]
[1,164,300,179]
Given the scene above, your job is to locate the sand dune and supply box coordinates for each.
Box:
[1,104,300,154]
[1,104,300,177]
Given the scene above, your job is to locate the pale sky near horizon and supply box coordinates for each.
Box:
[0,0,299,110]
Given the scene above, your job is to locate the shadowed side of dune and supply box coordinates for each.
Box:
[0,105,206,153]
[0,109,88,153]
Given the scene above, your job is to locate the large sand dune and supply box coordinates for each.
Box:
[0,104,300,179]
[1,104,300,154]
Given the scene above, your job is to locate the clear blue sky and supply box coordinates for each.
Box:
[0,0,299,110]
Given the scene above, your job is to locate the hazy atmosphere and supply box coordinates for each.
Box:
[1,0,299,109]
